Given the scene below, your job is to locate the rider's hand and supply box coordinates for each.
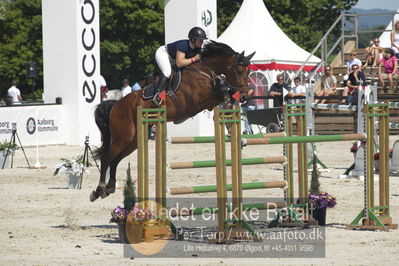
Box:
[193,54,201,62]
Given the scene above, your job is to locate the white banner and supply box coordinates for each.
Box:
[42,0,101,145]
[0,105,64,146]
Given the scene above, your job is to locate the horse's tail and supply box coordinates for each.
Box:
[94,100,117,159]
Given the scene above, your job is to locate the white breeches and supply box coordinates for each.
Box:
[155,46,172,78]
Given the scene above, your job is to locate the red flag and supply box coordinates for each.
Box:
[159,90,166,100]
[232,91,240,101]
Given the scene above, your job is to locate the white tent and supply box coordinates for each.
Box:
[218,0,320,108]
[379,9,399,49]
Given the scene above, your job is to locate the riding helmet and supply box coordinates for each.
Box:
[188,27,207,40]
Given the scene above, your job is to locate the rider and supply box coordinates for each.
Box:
[153,26,207,105]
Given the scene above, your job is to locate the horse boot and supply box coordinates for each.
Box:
[153,75,168,105]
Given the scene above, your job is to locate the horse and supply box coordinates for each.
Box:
[90,41,255,202]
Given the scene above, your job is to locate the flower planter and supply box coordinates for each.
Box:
[67,173,80,189]
[126,221,145,244]
[311,208,327,226]
[117,223,129,243]
[0,149,14,169]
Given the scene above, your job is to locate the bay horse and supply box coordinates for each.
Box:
[91,41,255,201]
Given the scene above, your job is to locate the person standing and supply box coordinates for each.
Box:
[132,76,151,93]
[99,75,108,101]
[268,74,293,107]
[121,78,132,98]
[153,27,207,105]
[241,85,256,134]
[315,65,337,104]
[7,80,22,104]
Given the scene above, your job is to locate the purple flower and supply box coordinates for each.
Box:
[110,206,128,223]
[308,192,337,209]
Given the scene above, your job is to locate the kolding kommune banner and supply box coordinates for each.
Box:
[0,105,64,146]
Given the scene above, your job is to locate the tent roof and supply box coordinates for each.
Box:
[217,0,320,70]
[379,9,399,48]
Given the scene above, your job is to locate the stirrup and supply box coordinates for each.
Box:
[153,93,163,105]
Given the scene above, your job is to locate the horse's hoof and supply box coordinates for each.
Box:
[90,191,99,202]
[100,190,110,199]
[106,186,116,194]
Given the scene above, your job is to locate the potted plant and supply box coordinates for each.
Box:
[110,205,129,243]
[308,153,337,225]
[110,163,137,243]
[53,155,90,189]
[125,205,153,243]
[0,140,18,169]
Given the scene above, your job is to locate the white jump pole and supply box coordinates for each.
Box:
[34,106,41,168]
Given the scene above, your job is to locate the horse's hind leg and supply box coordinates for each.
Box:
[89,155,110,202]
[90,142,130,201]
[105,142,137,196]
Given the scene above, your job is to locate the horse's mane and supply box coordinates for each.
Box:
[201,41,237,59]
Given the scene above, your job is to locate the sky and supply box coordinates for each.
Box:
[354,0,398,10]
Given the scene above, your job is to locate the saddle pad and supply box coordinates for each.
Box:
[142,70,181,100]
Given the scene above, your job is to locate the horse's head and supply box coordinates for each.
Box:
[224,51,256,102]
[200,41,256,103]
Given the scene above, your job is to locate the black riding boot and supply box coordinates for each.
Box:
[153,75,168,105]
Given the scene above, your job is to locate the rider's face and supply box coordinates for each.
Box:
[194,39,203,48]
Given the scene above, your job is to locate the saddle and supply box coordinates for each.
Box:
[142,67,182,100]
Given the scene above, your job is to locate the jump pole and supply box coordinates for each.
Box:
[243,133,367,145]
[213,106,257,241]
[136,106,170,240]
[169,180,288,195]
[168,156,287,169]
[349,103,397,230]
[168,132,286,144]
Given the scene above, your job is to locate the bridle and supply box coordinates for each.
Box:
[187,59,249,97]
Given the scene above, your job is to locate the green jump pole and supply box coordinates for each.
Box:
[170,201,287,217]
[244,133,367,145]
[169,180,287,195]
[168,156,287,169]
[168,132,286,144]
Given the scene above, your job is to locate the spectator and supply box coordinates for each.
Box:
[378,48,399,91]
[346,52,362,76]
[121,78,132,98]
[268,74,293,107]
[390,21,399,59]
[7,80,22,104]
[132,76,153,92]
[99,75,108,101]
[291,77,306,104]
[363,38,384,68]
[343,64,366,105]
[241,85,256,134]
[315,65,337,104]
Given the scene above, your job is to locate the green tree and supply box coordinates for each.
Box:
[99,0,164,90]
[0,0,42,98]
